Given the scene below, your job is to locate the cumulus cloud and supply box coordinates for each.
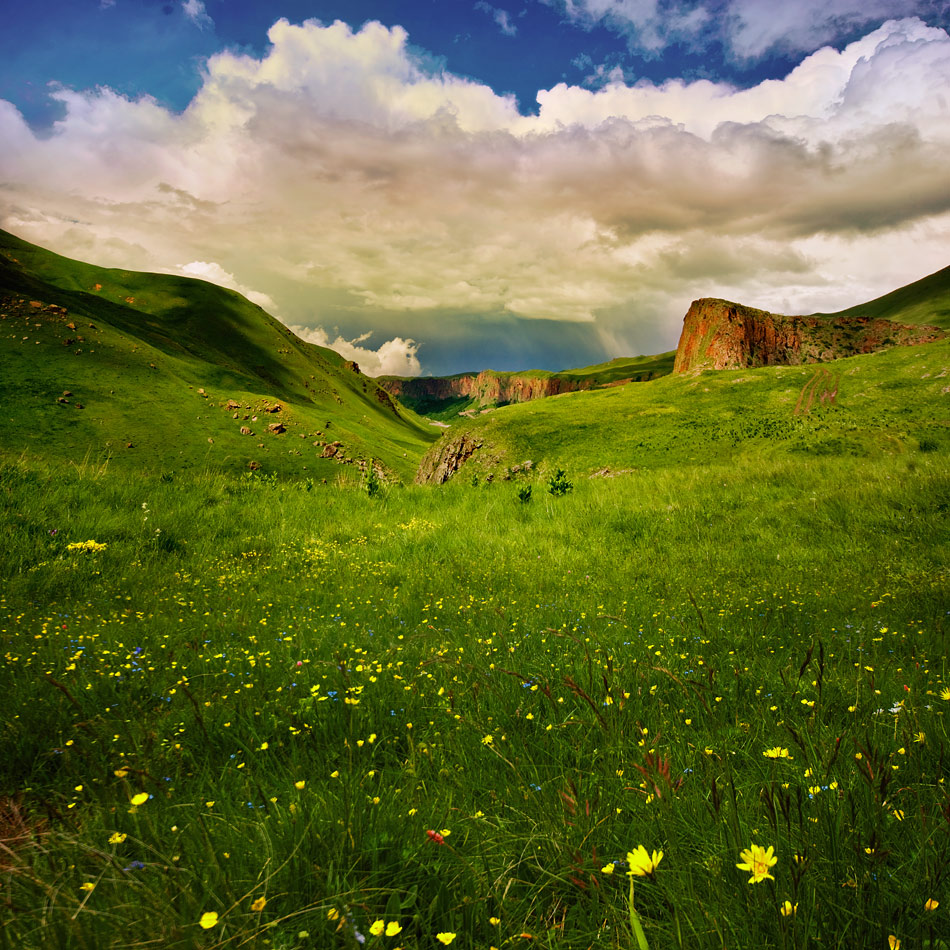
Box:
[2,16,950,373]
[178,261,277,312]
[288,326,421,377]
[182,0,213,30]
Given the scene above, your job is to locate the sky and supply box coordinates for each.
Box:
[2,1,950,375]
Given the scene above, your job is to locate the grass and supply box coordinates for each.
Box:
[0,229,437,482]
[1,441,948,949]
[417,336,950,481]
[2,230,949,949]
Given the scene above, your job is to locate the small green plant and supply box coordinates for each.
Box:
[517,484,532,503]
[365,465,381,498]
[547,468,573,496]
[919,437,939,452]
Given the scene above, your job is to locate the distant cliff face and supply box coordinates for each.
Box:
[674,298,946,374]
[380,365,667,410]
[380,370,592,406]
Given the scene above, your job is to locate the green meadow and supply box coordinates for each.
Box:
[2,438,949,949]
[1,234,949,949]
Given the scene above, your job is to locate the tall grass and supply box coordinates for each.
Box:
[1,451,948,949]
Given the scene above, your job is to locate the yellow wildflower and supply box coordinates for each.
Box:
[737,844,777,884]
[251,897,266,912]
[626,845,663,877]
[436,934,457,945]
[198,911,219,929]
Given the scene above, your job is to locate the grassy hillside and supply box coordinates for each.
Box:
[418,336,950,481]
[820,263,950,329]
[0,230,437,481]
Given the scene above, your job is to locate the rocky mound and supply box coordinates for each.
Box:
[673,298,945,374]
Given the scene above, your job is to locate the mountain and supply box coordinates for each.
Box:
[0,229,437,481]
[377,352,675,420]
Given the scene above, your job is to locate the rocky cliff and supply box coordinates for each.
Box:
[674,298,945,374]
[380,360,671,416]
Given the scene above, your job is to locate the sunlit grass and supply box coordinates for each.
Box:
[1,451,948,949]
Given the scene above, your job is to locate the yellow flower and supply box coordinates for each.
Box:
[436,934,457,945]
[370,920,385,937]
[251,897,267,912]
[198,911,219,929]
[80,882,95,892]
[108,832,127,844]
[763,747,792,759]
[626,845,663,877]
[130,792,148,807]
[941,687,950,701]
[489,917,501,925]
[601,863,615,874]
[327,909,340,921]
[889,936,901,950]
[925,898,939,912]
[780,900,797,917]
[294,780,306,790]
[737,844,777,884]
[386,921,403,936]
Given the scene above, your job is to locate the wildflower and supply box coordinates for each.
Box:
[108,832,127,844]
[626,845,663,877]
[327,909,340,921]
[601,863,615,874]
[780,900,797,917]
[80,882,95,892]
[737,844,777,884]
[941,687,950,701]
[925,898,939,912]
[294,780,306,790]
[130,793,148,807]
[251,897,266,912]
[482,734,494,745]
[889,937,901,950]
[763,747,793,759]
[370,920,385,936]
[489,917,501,925]
[386,921,403,936]
[436,934,457,945]
[198,911,219,929]
[427,830,445,845]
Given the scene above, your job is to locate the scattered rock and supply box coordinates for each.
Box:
[66,322,76,330]
[240,426,252,435]
[226,400,240,410]
[248,460,261,471]
[93,283,102,291]
[29,301,42,309]
[207,437,214,444]
[267,422,286,434]
[233,412,239,419]
[63,391,72,397]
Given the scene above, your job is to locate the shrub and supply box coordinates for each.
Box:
[547,469,573,496]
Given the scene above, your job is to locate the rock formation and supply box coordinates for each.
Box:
[674,298,945,374]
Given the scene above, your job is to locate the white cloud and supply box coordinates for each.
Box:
[288,326,421,377]
[178,261,278,312]
[475,2,518,36]
[182,0,213,30]
[2,16,950,373]
[547,0,942,59]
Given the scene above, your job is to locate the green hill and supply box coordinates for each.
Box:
[0,229,437,481]
[418,331,950,482]
[820,263,950,328]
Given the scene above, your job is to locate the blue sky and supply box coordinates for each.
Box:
[1,0,855,128]
[2,1,950,374]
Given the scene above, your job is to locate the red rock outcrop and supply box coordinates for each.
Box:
[674,298,945,374]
